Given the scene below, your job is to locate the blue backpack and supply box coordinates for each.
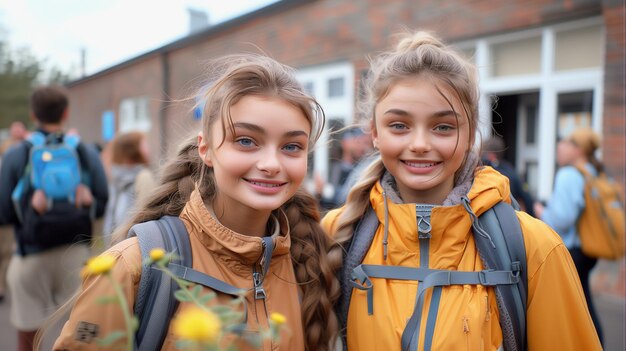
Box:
[11,132,93,251]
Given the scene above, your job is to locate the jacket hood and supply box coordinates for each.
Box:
[369,160,513,264]
[180,189,291,272]
[110,164,145,190]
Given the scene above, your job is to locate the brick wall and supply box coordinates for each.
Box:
[66,0,625,184]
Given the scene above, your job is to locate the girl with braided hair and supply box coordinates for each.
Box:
[322,31,601,350]
[51,54,340,351]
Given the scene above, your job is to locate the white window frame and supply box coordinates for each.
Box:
[119,96,151,133]
[297,62,354,182]
[457,17,604,200]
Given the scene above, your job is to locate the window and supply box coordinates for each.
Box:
[303,81,315,96]
[119,97,151,133]
[491,36,541,77]
[328,77,345,98]
[557,91,594,139]
[555,25,602,71]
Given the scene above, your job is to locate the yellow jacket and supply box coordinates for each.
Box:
[322,166,601,350]
[54,189,304,350]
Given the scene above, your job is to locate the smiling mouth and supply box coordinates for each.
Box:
[403,161,440,168]
[244,179,287,187]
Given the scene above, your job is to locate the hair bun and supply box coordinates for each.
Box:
[396,31,445,52]
[567,128,601,154]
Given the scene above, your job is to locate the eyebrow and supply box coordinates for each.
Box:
[383,108,461,118]
[232,122,309,138]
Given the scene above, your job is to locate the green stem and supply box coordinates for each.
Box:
[156,262,213,312]
[107,274,135,351]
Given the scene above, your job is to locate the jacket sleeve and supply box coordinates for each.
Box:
[82,144,109,218]
[521,215,602,350]
[0,143,28,225]
[53,240,141,351]
[541,166,584,235]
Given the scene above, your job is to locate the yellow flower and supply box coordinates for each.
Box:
[269,312,287,326]
[82,254,116,276]
[173,307,222,344]
[149,248,166,261]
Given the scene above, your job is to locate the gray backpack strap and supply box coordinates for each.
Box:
[128,215,192,351]
[339,207,378,330]
[476,201,527,351]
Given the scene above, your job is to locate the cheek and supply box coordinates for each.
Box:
[287,157,308,185]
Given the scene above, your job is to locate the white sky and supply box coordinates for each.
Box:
[0,0,277,77]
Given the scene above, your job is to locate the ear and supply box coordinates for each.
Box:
[197,132,213,167]
[370,120,379,150]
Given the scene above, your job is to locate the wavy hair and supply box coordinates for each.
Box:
[108,54,339,350]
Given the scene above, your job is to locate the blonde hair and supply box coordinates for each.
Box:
[38,54,339,351]
[566,127,603,173]
[329,30,481,271]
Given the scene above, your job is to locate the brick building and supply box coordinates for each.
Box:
[66,0,625,201]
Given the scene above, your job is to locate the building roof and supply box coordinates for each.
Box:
[67,0,315,87]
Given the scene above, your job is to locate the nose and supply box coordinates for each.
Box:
[408,128,431,154]
[257,149,281,175]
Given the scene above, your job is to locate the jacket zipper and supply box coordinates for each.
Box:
[252,239,272,349]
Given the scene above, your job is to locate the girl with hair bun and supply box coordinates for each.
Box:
[534,127,606,345]
[51,54,340,351]
[323,31,601,350]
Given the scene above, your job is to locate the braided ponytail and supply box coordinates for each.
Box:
[281,189,341,350]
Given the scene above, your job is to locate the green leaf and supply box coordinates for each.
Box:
[191,284,203,298]
[175,339,194,349]
[94,295,118,305]
[198,291,216,304]
[242,333,262,348]
[174,290,191,302]
[131,316,139,332]
[95,331,126,346]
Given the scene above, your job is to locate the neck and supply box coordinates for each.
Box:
[209,199,271,237]
[38,123,63,133]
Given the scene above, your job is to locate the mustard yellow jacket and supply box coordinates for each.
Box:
[322,167,601,350]
[54,189,304,350]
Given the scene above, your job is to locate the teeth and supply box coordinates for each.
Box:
[249,181,281,187]
[405,161,437,168]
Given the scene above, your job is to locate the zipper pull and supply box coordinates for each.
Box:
[253,270,266,300]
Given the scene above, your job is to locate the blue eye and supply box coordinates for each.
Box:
[236,137,255,147]
[389,123,407,130]
[283,143,304,153]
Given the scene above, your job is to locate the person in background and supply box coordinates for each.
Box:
[102,131,155,248]
[315,127,373,211]
[322,30,601,350]
[534,128,605,345]
[330,127,373,206]
[0,121,29,303]
[0,121,29,155]
[482,135,536,217]
[0,86,108,351]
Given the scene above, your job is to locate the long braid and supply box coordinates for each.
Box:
[282,189,341,351]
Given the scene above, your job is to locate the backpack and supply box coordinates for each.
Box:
[576,165,625,260]
[339,199,527,351]
[128,216,272,351]
[11,132,93,252]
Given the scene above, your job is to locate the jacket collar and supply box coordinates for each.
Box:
[180,189,291,267]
